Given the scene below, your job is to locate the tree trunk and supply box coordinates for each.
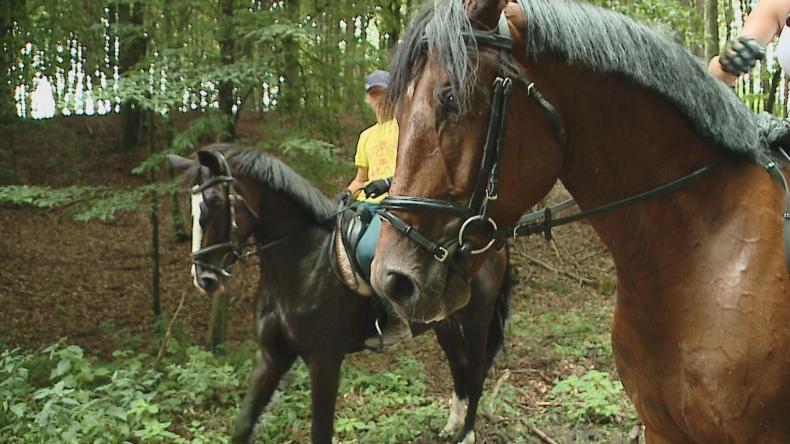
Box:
[118,1,146,151]
[279,0,302,115]
[218,0,236,141]
[0,0,22,124]
[147,112,162,322]
[703,0,719,62]
[207,292,230,353]
[765,66,782,114]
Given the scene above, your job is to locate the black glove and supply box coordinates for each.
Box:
[363,178,392,198]
[334,189,352,205]
[720,36,766,76]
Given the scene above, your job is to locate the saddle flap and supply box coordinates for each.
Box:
[330,205,374,296]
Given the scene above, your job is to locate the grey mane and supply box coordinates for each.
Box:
[520,0,765,159]
[205,144,336,223]
[389,0,768,160]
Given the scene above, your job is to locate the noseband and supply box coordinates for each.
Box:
[378,12,567,263]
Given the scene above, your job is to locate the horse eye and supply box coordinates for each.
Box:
[439,88,460,115]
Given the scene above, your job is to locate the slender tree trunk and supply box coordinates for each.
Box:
[118,1,146,151]
[765,67,782,113]
[0,0,22,124]
[143,111,162,323]
[207,292,230,353]
[218,0,236,141]
[704,0,719,62]
[280,0,302,115]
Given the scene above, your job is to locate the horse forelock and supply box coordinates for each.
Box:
[387,1,480,117]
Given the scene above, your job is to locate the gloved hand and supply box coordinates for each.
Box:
[720,36,766,76]
[363,178,392,198]
[334,189,352,205]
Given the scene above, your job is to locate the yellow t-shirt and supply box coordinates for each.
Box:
[354,119,399,203]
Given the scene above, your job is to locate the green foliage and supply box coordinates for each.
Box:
[0,343,250,443]
[267,136,354,194]
[550,369,636,425]
[133,114,232,175]
[0,182,178,222]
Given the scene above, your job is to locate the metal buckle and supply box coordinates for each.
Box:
[458,215,498,255]
[434,247,450,262]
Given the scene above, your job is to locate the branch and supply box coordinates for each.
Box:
[154,289,188,368]
[524,254,597,287]
[526,422,560,444]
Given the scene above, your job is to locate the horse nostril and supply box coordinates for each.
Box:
[199,273,219,293]
[383,271,417,306]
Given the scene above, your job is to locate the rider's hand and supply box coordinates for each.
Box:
[363,178,392,198]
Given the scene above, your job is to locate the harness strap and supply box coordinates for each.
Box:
[758,151,790,272]
[514,163,720,238]
[378,209,451,262]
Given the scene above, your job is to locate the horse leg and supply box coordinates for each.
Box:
[435,324,469,439]
[455,322,491,444]
[232,346,297,443]
[307,356,343,444]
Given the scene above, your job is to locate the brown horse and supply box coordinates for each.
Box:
[371,0,790,442]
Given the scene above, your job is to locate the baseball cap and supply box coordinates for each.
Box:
[365,70,391,92]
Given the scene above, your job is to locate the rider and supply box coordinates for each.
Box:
[709,0,790,85]
[340,70,412,350]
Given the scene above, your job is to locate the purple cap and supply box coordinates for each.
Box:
[365,70,391,92]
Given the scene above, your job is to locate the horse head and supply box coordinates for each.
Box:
[169,150,259,295]
[371,0,564,322]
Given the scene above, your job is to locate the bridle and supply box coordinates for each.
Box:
[188,151,348,279]
[378,10,567,262]
[376,2,790,269]
[190,152,245,279]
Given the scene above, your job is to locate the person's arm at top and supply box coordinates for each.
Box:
[710,0,790,84]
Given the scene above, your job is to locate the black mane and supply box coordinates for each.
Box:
[389,0,767,160]
[202,144,336,223]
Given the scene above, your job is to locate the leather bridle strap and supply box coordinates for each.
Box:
[512,163,720,239]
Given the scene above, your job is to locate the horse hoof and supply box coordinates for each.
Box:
[456,430,475,444]
[442,393,468,435]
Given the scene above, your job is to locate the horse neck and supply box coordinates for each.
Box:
[536,60,777,281]
[235,176,331,264]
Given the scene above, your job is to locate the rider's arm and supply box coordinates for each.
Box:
[709,0,790,85]
[741,0,790,44]
[347,167,369,193]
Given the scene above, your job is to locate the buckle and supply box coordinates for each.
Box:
[434,247,450,262]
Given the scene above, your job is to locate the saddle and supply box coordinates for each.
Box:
[330,202,374,296]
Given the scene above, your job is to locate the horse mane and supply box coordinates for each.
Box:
[389,0,768,161]
[202,144,337,223]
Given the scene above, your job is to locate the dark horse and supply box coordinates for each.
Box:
[372,0,790,442]
[168,145,511,444]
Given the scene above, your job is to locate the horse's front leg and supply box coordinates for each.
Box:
[232,345,297,443]
[307,356,343,444]
[435,323,469,439]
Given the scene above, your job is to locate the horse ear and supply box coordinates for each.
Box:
[197,150,223,175]
[167,154,194,171]
[465,0,508,30]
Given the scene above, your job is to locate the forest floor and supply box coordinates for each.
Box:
[0,114,642,443]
